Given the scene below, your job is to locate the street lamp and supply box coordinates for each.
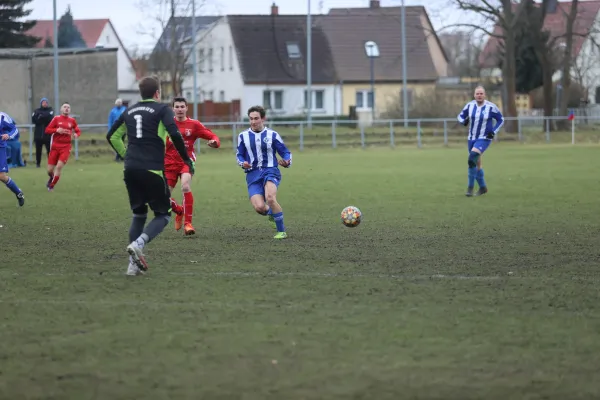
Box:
[364,40,380,122]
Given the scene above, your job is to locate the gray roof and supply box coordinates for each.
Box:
[152,16,221,54]
[323,6,445,82]
[228,15,337,84]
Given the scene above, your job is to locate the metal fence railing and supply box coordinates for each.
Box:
[14,115,600,162]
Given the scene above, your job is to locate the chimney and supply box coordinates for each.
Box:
[271,2,279,15]
[369,0,380,8]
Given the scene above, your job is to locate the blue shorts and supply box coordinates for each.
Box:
[0,147,8,173]
[246,167,281,198]
[468,139,492,154]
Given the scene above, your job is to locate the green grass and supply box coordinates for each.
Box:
[2,144,600,399]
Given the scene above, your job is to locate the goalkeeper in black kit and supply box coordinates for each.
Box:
[107,75,195,276]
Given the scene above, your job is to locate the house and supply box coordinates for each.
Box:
[150,16,221,99]
[26,19,139,102]
[324,0,449,117]
[479,1,600,106]
[181,4,339,119]
[175,1,448,119]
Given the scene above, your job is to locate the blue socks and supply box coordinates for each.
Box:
[467,167,477,189]
[272,212,285,232]
[4,178,21,195]
[476,169,486,188]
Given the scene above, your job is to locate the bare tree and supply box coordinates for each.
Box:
[446,0,530,132]
[136,0,207,98]
[439,30,485,77]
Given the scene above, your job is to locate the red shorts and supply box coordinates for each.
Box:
[48,146,71,165]
[164,164,191,188]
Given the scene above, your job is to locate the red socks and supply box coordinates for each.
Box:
[49,175,60,188]
[170,198,183,215]
[183,192,194,224]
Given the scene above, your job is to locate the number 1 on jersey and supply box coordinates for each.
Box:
[134,115,143,138]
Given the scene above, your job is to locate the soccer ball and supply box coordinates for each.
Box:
[341,206,362,228]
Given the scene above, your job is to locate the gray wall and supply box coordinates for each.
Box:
[0,59,29,124]
[32,51,118,124]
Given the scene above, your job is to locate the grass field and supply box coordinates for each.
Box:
[1,144,600,399]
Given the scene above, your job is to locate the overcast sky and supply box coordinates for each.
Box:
[27,0,456,51]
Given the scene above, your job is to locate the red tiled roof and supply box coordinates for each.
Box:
[27,19,109,48]
[479,1,600,68]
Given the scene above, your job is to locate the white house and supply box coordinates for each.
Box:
[479,1,600,107]
[27,19,139,102]
[181,6,341,119]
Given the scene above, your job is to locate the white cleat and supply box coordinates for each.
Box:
[126,263,144,276]
[126,242,149,272]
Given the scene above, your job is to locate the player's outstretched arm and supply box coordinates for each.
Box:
[106,113,127,159]
[273,132,292,168]
[161,107,193,171]
[197,121,221,148]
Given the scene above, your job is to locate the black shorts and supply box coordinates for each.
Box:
[123,169,171,215]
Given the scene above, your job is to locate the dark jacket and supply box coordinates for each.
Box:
[32,98,54,140]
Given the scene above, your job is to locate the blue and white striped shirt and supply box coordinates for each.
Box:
[236,127,292,172]
[457,100,504,140]
[0,112,18,148]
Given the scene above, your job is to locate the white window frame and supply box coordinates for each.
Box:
[356,89,374,110]
[263,90,284,111]
[303,89,325,111]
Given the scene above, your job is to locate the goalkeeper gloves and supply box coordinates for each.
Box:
[485,131,495,140]
[462,117,470,126]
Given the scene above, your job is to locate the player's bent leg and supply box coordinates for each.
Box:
[48,160,66,190]
[0,172,24,207]
[265,181,287,238]
[250,193,268,215]
[466,149,481,197]
[180,172,195,235]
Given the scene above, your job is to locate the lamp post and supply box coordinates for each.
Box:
[401,0,408,127]
[53,0,59,107]
[192,0,198,120]
[365,40,380,122]
[306,0,312,128]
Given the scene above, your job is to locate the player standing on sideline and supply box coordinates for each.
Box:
[0,112,25,206]
[457,86,504,197]
[167,97,220,236]
[236,105,292,239]
[44,102,81,191]
[106,76,194,276]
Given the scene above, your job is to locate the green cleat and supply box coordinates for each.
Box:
[268,215,277,230]
[273,232,288,239]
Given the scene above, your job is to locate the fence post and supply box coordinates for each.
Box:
[360,124,365,148]
[28,127,33,161]
[299,122,304,151]
[545,118,550,143]
[389,120,395,147]
[232,123,237,150]
[332,120,337,148]
[518,117,522,142]
[75,137,79,161]
[443,120,448,146]
[417,120,422,148]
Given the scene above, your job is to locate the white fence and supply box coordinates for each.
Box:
[14,115,600,161]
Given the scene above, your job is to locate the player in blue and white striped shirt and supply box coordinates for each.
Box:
[0,112,25,206]
[457,86,504,197]
[236,105,292,239]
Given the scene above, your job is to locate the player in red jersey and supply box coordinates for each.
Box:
[166,97,220,235]
[44,102,81,191]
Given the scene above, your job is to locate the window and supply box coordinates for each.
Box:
[106,35,110,44]
[208,48,213,72]
[596,86,600,104]
[219,90,225,102]
[208,91,214,101]
[356,90,374,109]
[304,90,325,110]
[229,45,234,70]
[220,47,225,71]
[286,42,301,59]
[399,89,413,109]
[198,49,205,72]
[263,90,283,110]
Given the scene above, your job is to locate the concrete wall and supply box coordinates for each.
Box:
[32,51,118,124]
[0,59,30,124]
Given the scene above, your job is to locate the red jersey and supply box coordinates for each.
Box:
[165,117,220,167]
[45,115,81,148]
